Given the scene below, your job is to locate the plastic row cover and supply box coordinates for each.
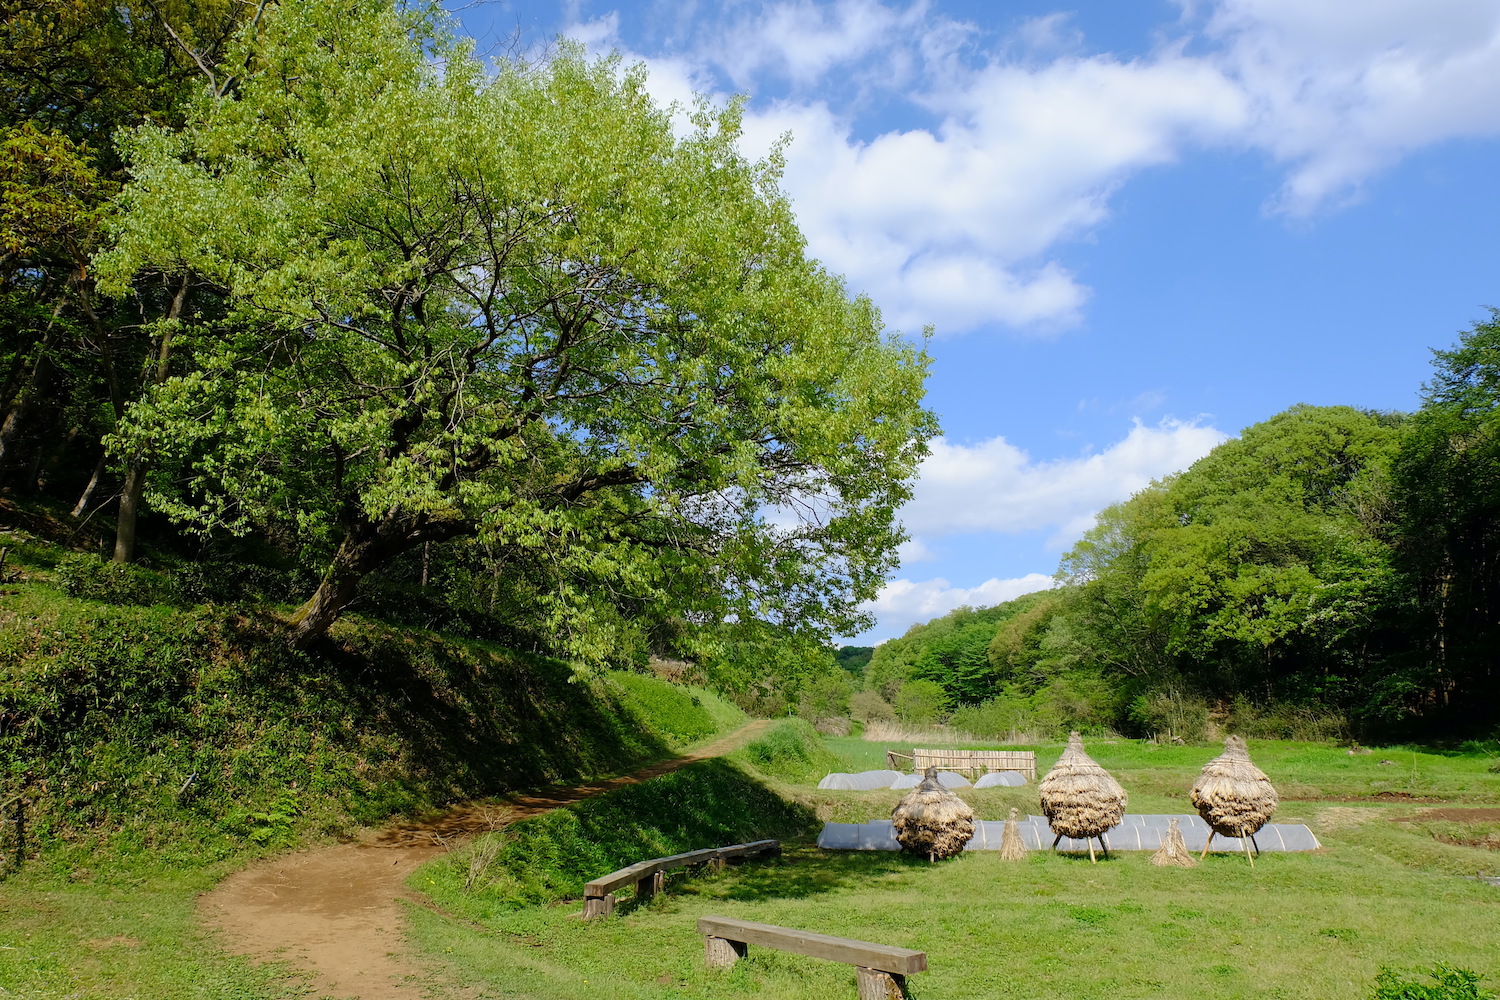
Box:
[816,816,1322,852]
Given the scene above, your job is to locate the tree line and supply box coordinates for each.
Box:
[847,319,1500,741]
[0,0,935,693]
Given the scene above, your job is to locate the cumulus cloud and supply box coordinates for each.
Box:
[862,572,1055,640]
[1206,0,1500,213]
[550,0,1500,330]
[735,52,1246,333]
[900,418,1228,547]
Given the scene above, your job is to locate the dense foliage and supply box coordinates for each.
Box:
[1,0,934,696]
[867,321,1500,740]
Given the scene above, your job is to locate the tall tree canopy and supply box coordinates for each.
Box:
[96,0,936,655]
[1391,310,1500,723]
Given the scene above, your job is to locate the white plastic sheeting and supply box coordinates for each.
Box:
[972,771,1027,788]
[817,815,1322,852]
[891,771,971,789]
[817,770,904,790]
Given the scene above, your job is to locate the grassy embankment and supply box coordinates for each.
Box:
[0,508,748,999]
[411,726,1500,1000]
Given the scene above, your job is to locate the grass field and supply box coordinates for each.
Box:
[413,734,1500,1000]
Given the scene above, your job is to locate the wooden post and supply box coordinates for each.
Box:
[704,936,747,969]
[856,968,909,1000]
[583,893,615,919]
[636,871,664,901]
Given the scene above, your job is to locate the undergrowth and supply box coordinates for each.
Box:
[421,759,817,915]
[0,581,741,873]
[734,718,849,783]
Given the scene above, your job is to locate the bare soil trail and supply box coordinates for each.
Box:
[201,719,772,1000]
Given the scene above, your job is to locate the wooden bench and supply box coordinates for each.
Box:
[698,915,926,999]
[582,840,780,918]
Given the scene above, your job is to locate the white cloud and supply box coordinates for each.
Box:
[548,1,1500,328]
[1205,0,1500,213]
[736,53,1247,333]
[900,418,1228,546]
[862,572,1055,639]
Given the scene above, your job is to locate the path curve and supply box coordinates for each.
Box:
[200,720,771,1000]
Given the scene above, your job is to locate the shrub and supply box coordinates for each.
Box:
[54,553,175,605]
[1129,687,1212,742]
[849,689,894,724]
[609,672,717,746]
[1371,964,1495,1000]
[737,719,847,782]
[894,679,949,726]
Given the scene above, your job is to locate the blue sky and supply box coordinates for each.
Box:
[449,0,1500,643]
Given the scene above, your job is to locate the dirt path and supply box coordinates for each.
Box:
[200,721,771,1000]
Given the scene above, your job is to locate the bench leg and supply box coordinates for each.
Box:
[856,967,908,1000]
[704,936,747,969]
[637,871,665,902]
[583,893,615,919]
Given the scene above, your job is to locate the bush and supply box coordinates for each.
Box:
[894,679,949,726]
[849,689,894,724]
[609,672,717,746]
[1129,687,1213,742]
[1371,964,1495,1000]
[737,719,847,782]
[55,553,175,605]
[1228,695,1348,742]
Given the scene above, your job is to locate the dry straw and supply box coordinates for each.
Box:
[999,807,1028,861]
[1149,817,1197,867]
[1190,735,1278,866]
[891,767,975,862]
[1038,731,1127,863]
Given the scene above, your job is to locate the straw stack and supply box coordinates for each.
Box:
[1038,731,1127,863]
[1190,735,1278,865]
[1149,817,1197,867]
[892,767,975,862]
[999,807,1028,861]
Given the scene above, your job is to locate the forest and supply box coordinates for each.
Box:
[850,335,1500,741]
[4,0,1498,744]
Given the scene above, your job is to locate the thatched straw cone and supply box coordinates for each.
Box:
[1038,731,1127,863]
[999,807,1028,861]
[892,767,975,862]
[1190,735,1278,866]
[1150,817,1197,867]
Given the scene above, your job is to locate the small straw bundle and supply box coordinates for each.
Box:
[1149,817,1197,867]
[1190,735,1278,866]
[892,767,975,862]
[1038,731,1127,863]
[999,807,1028,860]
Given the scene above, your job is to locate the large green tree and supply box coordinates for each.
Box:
[1391,310,1500,722]
[1059,405,1402,707]
[98,1,935,655]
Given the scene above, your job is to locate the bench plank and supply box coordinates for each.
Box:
[716,839,779,859]
[697,916,926,975]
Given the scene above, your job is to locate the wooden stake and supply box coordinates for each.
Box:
[856,967,909,1000]
[1201,830,1215,860]
[704,936,746,969]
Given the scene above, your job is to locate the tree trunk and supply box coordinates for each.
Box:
[286,510,473,649]
[71,449,107,517]
[110,274,187,564]
[112,457,145,563]
[0,349,56,489]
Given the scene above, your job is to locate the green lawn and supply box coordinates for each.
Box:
[0,863,304,1000]
[412,738,1500,1000]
